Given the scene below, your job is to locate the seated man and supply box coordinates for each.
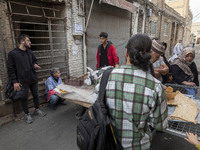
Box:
[45,68,66,109]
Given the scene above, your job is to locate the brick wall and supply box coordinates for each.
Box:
[0,0,14,100]
[64,0,84,77]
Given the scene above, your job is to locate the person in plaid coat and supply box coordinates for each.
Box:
[94,34,168,150]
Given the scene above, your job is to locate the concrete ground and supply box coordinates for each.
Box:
[0,102,197,150]
[0,102,79,150]
[0,45,200,150]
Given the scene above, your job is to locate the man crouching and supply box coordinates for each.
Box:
[45,68,66,109]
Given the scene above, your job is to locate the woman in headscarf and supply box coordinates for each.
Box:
[171,47,199,97]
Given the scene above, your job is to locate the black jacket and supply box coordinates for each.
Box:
[171,62,199,86]
[98,41,112,68]
[7,48,38,85]
[162,55,171,84]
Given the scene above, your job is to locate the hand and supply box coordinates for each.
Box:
[185,132,200,146]
[14,83,22,91]
[115,64,119,67]
[186,82,196,86]
[162,85,167,90]
[154,71,161,78]
[34,64,41,70]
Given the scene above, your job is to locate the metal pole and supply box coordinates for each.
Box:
[83,0,87,73]
[85,0,94,32]
[142,0,147,34]
[7,1,16,48]
[64,17,69,74]
[48,19,54,68]
[133,11,139,35]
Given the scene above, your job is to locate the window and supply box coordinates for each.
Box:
[163,22,169,36]
[149,21,157,36]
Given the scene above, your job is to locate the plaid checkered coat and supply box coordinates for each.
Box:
[94,65,168,150]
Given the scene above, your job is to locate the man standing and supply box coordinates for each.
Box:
[94,34,168,149]
[96,32,119,70]
[7,34,46,124]
[151,39,169,81]
[169,40,184,63]
[173,40,184,55]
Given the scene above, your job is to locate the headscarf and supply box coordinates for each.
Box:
[172,47,195,80]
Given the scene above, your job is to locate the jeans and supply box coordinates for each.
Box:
[21,82,40,114]
[185,88,197,98]
[49,94,63,107]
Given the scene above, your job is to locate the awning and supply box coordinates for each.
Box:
[99,0,138,13]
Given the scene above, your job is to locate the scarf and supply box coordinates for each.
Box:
[172,47,195,80]
[52,75,59,82]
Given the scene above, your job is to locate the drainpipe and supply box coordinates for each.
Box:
[142,0,147,34]
[85,0,94,30]
[159,1,164,39]
[133,10,139,35]
[158,11,163,40]
[83,0,94,73]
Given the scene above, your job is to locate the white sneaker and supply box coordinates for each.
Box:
[25,113,33,124]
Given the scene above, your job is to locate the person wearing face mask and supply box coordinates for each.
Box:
[171,47,199,97]
[45,68,66,109]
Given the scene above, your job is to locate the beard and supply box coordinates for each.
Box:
[24,43,31,48]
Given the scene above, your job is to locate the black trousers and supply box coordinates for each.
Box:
[21,82,40,114]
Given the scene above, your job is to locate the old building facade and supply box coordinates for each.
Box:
[191,22,200,44]
[0,0,186,117]
[145,0,185,56]
[165,0,193,46]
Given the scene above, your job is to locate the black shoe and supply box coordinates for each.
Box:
[60,100,67,105]
[75,112,83,120]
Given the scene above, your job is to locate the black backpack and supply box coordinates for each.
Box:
[77,68,121,150]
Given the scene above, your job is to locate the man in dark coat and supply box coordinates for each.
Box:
[7,34,46,124]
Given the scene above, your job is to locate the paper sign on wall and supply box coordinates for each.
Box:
[75,24,83,34]
[73,44,78,55]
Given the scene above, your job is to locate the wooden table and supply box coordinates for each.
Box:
[56,84,94,108]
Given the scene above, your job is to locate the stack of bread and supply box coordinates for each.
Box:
[165,87,199,124]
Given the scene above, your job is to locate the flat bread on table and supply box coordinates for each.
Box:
[169,93,199,124]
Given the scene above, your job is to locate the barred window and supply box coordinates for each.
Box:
[149,21,157,36]
[163,22,169,36]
